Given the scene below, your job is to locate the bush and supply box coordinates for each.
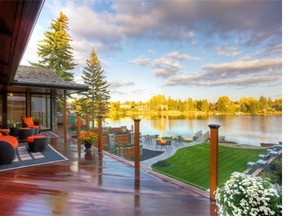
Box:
[260,158,282,185]
[215,172,282,216]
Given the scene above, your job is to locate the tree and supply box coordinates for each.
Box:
[216,96,234,113]
[31,11,76,81]
[200,99,209,112]
[259,96,268,111]
[250,100,260,114]
[148,95,166,111]
[78,48,110,129]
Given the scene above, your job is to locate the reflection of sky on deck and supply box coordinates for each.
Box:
[106,115,281,147]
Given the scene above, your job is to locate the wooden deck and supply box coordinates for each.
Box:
[0,129,217,216]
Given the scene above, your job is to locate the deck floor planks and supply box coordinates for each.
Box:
[0,129,217,216]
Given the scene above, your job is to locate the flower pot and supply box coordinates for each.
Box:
[84,142,92,149]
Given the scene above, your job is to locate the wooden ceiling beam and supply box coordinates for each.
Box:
[0,0,45,85]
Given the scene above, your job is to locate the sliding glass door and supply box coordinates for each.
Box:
[7,93,26,127]
[31,94,51,130]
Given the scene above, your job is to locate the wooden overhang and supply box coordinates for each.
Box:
[0,0,45,85]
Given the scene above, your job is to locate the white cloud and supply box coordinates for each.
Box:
[164,57,282,88]
[109,79,135,89]
[130,56,151,66]
[152,68,177,78]
[152,57,182,71]
[215,46,240,57]
[203,58,281,74]
[167,51,201,61]
[254,44,282,57]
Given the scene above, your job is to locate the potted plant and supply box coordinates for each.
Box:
[78,131,97,149]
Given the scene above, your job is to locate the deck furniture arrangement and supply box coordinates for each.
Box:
[9,127,19,137]
[174,136,184,146]
[0,132,19,164]
[156,139,172,150]
[193,130,203,141]
[0,127,10,135]
[246,143,282,175]
[18,128,34,141]
[27,135,48,152]
[22,117,41,135]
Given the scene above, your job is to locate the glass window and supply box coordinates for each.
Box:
[7,93,26,127]
[31,94,51,130]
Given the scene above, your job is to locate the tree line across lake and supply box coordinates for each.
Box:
[108,94,282,115]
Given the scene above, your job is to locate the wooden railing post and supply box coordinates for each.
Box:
[86,114,90,131]
[134,119,141,175]
[208,124,220,200]
[77,115,82,153]
[63,90,67,144]
[98,116,103,154]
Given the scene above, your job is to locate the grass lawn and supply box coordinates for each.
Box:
[152,143,267,190]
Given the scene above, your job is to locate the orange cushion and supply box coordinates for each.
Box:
[0,136,18,149]
[0,129,10,133]
[20,127,32,130]
[29,125,40,129]
[23,117,34,127]
[27,135,46,143]
[0,132,2,136]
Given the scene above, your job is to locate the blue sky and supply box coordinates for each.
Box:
[21,0,282,103]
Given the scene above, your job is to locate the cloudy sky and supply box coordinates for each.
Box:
[21,0,282,103]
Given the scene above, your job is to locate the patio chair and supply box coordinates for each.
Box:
[0,132,19,164]
[165,140,172,150]
[174,136,184,146]
[22,117,41,134]
[155,139,161,149]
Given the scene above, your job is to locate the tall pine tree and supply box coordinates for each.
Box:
[79,48,110,129]
[30,11,76,81]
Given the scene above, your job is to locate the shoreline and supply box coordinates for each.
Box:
[218,141,268,149]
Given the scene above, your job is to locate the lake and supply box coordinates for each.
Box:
[104,115,282,147]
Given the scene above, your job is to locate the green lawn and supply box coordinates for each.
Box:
[152,143,267,190]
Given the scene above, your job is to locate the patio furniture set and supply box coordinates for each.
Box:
[0,117,48,165]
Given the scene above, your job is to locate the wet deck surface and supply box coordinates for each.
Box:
[0,130,217,216]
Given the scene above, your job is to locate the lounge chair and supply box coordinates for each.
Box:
[0,132,19,164]
[22,117,41,134]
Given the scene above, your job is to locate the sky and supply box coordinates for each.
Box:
[21,0,283,103]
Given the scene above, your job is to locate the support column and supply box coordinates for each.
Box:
[134,119,141,175]
[26,90,31,117]
[208,124,220,200]
[98,116,103,154]
[86,113,90,131]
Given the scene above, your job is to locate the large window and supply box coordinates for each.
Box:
[31,94,51,130]
[7,93,26,127]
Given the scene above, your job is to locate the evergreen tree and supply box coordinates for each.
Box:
[30,11,76,81]
[79,48,110,129]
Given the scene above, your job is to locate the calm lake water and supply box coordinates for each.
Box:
[105,115,282,147]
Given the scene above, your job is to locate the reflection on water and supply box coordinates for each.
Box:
[105,115,282,146]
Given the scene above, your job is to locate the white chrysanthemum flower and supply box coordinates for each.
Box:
[215,172,282,216]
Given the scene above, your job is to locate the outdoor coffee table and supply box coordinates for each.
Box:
[18,128,33,141]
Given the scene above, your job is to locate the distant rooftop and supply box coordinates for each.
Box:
[12,65,88,93]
